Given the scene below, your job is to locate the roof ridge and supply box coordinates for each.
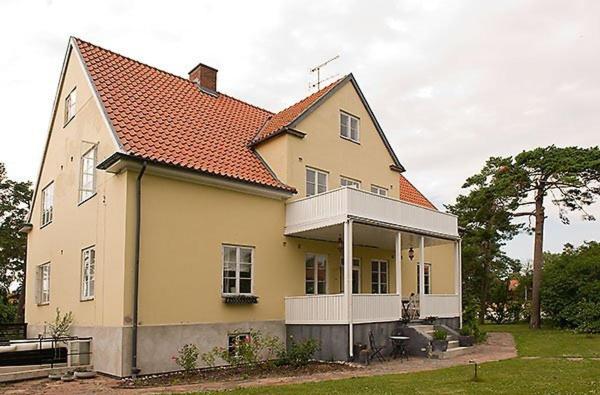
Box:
[273,76,346,115]
[73,36,274,116]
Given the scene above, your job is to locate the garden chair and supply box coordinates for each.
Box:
[368,330,386,362]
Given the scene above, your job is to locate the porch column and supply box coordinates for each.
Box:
[395,232,402,319]
[456,239,463,327]
[419,235,425,318]
[344,219,354,358]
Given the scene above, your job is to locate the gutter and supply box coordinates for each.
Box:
[131,161,147,377]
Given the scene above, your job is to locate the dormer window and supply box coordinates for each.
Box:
[64,88,77,125]
[340,111,359,142]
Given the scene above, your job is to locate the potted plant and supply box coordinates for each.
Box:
[458,326,474,347]
[431,328,448,352]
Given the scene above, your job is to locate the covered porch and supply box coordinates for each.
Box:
[283,187,462,358]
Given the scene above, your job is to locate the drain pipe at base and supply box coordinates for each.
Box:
[131,161,147,377]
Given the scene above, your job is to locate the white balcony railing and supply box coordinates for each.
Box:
[285,294,347,324]
[352,294,401,324]
[285,187,459,238]
[285,294,401,325]
[419,294,461,318]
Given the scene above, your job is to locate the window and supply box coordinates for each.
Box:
[340,111,359,142]
[228,333,250,357]
[79,146,97,203]
[41,182,54,227]
[305,254,327,294]
[371,260,388,294]
[417,263,432,295]
[371,185,388,196]
[340,177,360,189]
[37,263,50,304]
[306,168,327,196]
[64,88,77,124]
[340,258,360,294]
[81,247,96,300]
[222,245,253,295]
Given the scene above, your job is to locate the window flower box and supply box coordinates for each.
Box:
[222,295,258,305]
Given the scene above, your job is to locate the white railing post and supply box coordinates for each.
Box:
[419,235,425,318]
[395,232,402,319]
[344,219,353,358]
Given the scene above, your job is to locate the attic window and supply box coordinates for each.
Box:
[64,88,77,125]
[340,111,359,142]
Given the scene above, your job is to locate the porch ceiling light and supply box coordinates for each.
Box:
[337,236,343,253]
[408,247,415,261]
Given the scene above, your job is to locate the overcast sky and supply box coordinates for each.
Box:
[1,0,598,262]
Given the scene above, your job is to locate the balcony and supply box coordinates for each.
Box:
[285,187,458,239]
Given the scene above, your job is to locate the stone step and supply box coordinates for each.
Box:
[447,340,460,349]
[432,346,474,359]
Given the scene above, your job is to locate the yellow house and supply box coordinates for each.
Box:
[22,37,462,377]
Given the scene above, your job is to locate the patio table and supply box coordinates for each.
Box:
[389,335,410,361]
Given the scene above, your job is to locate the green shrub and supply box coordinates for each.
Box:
[278,337,319,367]
[433,329,447,341]
[459,326,473,336]
[174,344,199,373]
[48,308,73,338]
[542,242,600,333]
[201,329,283,368]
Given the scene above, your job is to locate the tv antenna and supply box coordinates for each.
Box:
[310,55,340,90]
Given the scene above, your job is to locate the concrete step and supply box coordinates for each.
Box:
[447,340,460,349]
[432,346,474,360]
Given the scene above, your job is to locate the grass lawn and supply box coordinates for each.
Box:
[483,323,600,358]
[198,324,600,394]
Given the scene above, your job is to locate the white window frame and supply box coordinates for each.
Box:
[371,259,388,294]
[79,145,97,204]
[81,246,96,301]
[340,176,361,189]
[340,257,361,294]
[371,185,388,196]
[306,167,328,197]
[41,182,54,227]
[37,263,50,305]
[417,263,432,295]
[64,88,77,125]
[305,253,327,295]
[340,111,360,142]
[222,245,254,295]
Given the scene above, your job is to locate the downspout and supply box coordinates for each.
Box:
[131,161,147,377]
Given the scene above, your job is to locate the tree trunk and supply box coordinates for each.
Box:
[479,260,490,325]
[530,189,545,329]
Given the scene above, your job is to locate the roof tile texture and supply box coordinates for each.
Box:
[399,175,437,210]
[76,39,293,191]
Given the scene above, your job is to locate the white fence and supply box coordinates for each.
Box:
[285,187,458,238]
[285,294,402,324]
[419,294,461,318]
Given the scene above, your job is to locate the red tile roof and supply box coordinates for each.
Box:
[75,38,294,192]
[399,175,437,210]
[252,78,345,144]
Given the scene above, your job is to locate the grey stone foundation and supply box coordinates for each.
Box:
[286,321,400,361]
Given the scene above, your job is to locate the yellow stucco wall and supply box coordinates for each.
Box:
[25,47,128,329]
[258,81,400,199]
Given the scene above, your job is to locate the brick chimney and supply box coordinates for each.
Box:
[188,62,218,92]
